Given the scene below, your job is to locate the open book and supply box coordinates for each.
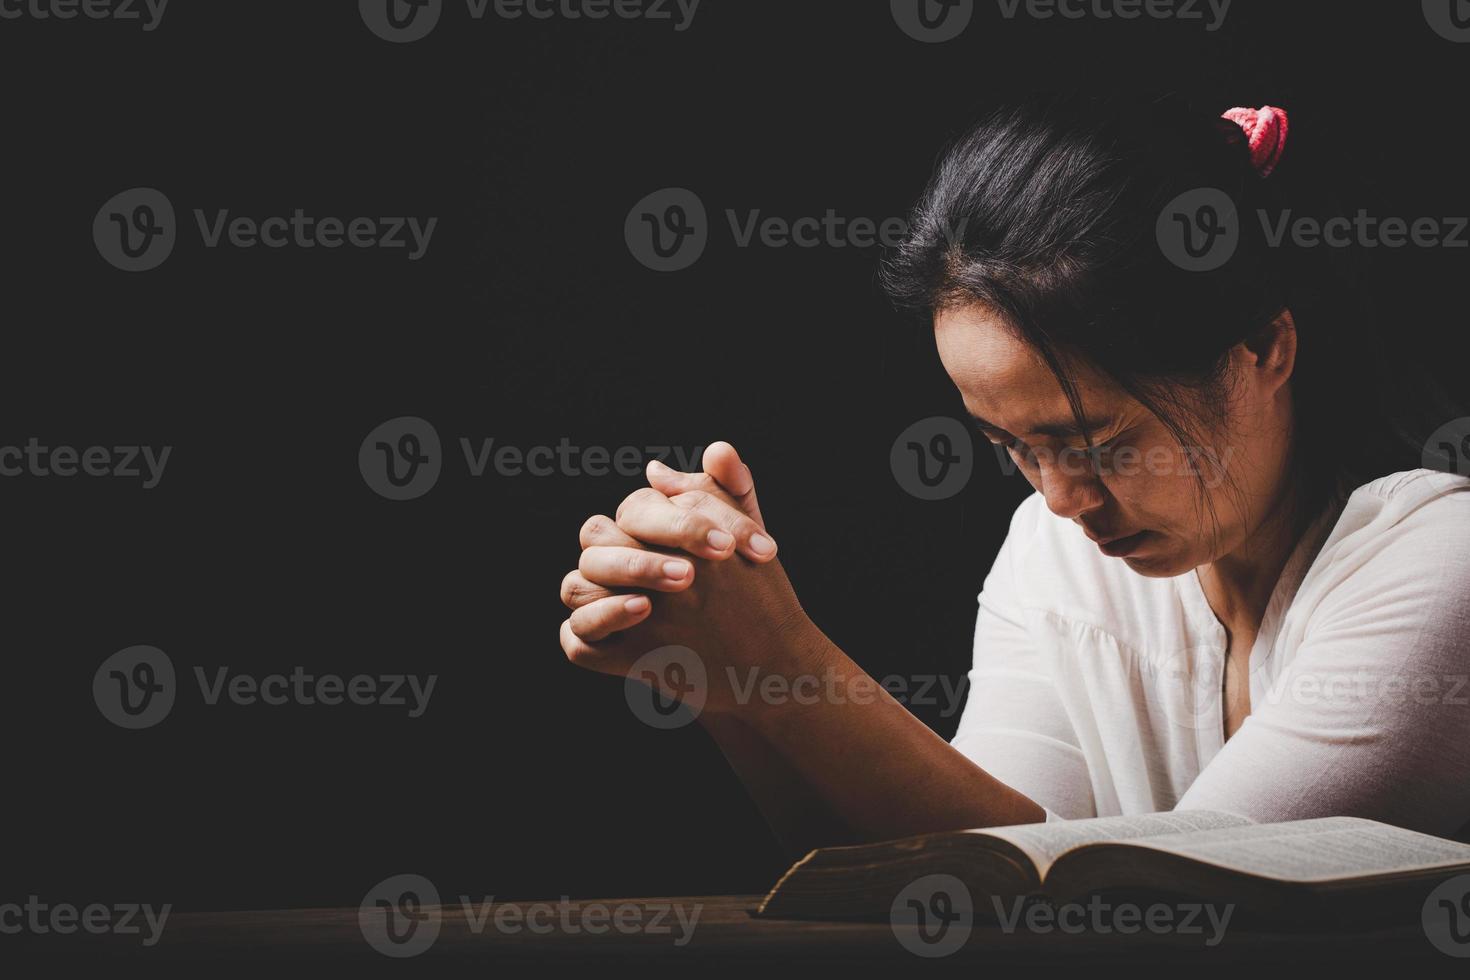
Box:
[758,811,1470,929]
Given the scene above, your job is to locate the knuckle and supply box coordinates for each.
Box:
[559,570,583,607]
[671,508,706,542]
[579,514,612,547]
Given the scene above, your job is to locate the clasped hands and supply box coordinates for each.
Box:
[558,442,823,715]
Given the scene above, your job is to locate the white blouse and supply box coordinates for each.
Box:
[951,468,1470,840]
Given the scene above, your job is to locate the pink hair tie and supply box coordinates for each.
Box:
[1221,105,1289,178]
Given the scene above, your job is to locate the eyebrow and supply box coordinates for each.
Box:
[968,412,1116,441]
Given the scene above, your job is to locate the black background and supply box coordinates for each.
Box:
[3,0,1467,915]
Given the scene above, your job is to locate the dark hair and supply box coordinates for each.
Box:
[882,91,1462,536]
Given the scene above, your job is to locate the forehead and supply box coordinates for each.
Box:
[933,303,1119,433]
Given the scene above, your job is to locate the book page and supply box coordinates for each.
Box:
[1119,817,1470,882]
[972,810,1252,875]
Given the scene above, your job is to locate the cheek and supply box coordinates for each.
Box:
[1099,444,1201,525]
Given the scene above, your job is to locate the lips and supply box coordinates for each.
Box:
[1096,530,1150,557]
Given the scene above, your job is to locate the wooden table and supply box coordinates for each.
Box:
[39,893,1458,973]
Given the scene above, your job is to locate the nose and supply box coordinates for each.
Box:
[1038,456,1105,521]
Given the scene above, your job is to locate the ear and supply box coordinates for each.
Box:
[1240,309,1297,396]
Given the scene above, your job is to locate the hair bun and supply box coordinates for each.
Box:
[1221,105,1289,178]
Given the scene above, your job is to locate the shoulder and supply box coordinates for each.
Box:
[1320,468,1470,565]
[1301,468,1470,631]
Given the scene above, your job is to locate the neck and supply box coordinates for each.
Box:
[1197,469,1313,627]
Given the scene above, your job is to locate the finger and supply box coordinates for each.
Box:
[560,569,622,611]
[667,489,777,562]
[647,444,767,531]
[703,441,766,529]
[579,514,641,549]
[580,544,696,591]
[567,594,652,644]
[645,465,774,560]
[560,613,634,668]
[615,486,744,560]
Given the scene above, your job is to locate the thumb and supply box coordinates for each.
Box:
[644,442,767,530]
[701,441,765,529]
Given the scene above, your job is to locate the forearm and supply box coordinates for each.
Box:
[702,622,1045,852]
[698,712,861,857]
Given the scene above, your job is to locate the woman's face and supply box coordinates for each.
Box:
[934,303,1293,578]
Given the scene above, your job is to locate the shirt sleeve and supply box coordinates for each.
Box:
[951,495,1096,821]
[1176,482,1470,839]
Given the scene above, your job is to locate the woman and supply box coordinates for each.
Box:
[557,93,1470,854]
